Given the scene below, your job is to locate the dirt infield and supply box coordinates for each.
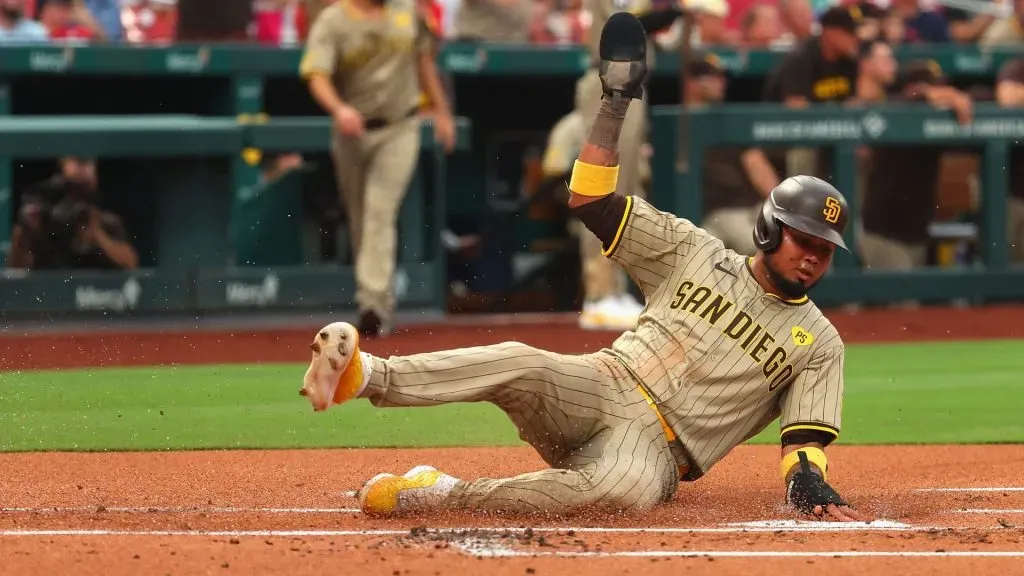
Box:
[2,304,1024,574]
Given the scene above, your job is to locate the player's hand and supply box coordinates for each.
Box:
[333,105,365,137]
[813,503,874,523]
[785,451,871,523]
[433,112,456,154]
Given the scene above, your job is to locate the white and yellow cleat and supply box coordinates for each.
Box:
[357,465,461,516]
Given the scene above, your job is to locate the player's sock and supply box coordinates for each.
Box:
[587,96,629,152]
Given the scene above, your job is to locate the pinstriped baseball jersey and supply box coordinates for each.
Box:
[604,196,845,479]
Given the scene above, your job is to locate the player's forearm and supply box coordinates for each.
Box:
[416,54,452,116]
[307,74,347,115]
[568,96,630,208]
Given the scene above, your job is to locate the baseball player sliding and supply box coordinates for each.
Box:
[299,13,870,523]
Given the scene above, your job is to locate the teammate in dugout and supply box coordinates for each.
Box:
[298,13,870,522]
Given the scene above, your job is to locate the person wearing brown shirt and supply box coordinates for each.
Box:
[300,0,456,338]
[858,61,973,271]
[996,58,1024,262]
[689,53,779,256]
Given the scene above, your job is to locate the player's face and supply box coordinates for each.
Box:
[765,227,836,298]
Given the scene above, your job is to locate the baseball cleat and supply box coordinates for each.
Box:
[357,465,461,516]
[598,12,648,103]
[300,321,369,412]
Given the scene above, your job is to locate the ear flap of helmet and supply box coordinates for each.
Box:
[753,198,781,253]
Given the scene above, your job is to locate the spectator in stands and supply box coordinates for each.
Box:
[0,0,49,42]
[996,58,1024,262]
[253,0,307,46]
[762,6,861,181]
[851,0,886,41]
[944,1,997,43]
[452,0,531,42]
[656,0,736,50]
[980,0,1023,45]
[889,0,949,42]
[859,61,973,272]
[121,0,177,44]
[36,0,99,41]
[740,2,784,48]
[530,0,589,45]
[81,0,120,40]
[777,0,814,44]
[7,157,139,271]
[690,53,779,255]
[880,6,906,43]
[852,38,897,104]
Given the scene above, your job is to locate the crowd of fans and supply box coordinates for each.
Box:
[0,0,1020,47]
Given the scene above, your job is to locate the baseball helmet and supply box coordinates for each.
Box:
[753,175,850,253]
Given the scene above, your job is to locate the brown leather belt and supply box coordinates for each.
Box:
[363,107,418,131]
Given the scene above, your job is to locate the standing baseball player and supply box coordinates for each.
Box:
[574,0,687,331]
[300,13,869,522]
[301,0,455,339]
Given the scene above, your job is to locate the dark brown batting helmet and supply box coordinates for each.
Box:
[753,175,850,253]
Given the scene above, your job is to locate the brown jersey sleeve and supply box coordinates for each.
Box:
[299,7,341,79]
[604,196,705,296]
[777,344,845,445]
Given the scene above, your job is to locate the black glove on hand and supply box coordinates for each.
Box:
[786,451,850,516]
[598,12,648,103]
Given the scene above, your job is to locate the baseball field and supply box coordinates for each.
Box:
[2,304,1024,575]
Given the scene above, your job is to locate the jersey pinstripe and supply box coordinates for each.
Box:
[604,196,844,478]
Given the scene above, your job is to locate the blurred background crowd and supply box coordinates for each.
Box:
[0,0,1020,47]
[2,0,1023,331]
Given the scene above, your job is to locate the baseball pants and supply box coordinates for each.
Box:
[331,116,421,319]
[574,68,648,301]
[362,342,681,515]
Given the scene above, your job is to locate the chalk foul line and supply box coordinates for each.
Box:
[0,524,959,538]
[1,506,361,514]
[914,487,1024,493]
[455,545,1024,559]
[954,509,1024,514]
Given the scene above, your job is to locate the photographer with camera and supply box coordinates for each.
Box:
[7,156,138,271]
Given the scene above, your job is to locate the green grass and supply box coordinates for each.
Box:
[1,340,1023,451]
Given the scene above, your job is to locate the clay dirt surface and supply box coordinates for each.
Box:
[2,305,1024,574]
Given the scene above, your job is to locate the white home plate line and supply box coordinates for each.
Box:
[456,547,1024,559]
[954,509,1024,514]
[724,520,912,530]
[914,488,1024,492]
[0,506,360,514]
[0,524,959,538]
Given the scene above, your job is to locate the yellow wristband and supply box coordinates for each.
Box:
[568,160,619,197]
[780,447,828,482]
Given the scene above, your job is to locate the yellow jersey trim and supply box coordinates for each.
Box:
[781,423,840,440]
